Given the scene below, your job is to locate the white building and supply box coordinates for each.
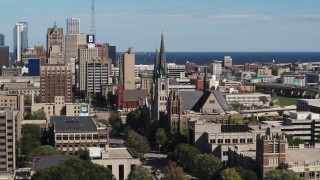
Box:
[88,147,141,180]
[209,60,222,78]
[13,22,28,62]
[223,93,271,107]
[66,18,80,35]
[167,63,185,78]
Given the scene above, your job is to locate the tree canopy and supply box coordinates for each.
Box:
[259,96,269,105]
[164,161,188,180]
[155,128,167,151]
[31,158,114,180]
[28,109,47,120]
[127,165,155,180]
[28,145,61,161]
[220,168,242,180]
[265,169,303,180]
[125,129,150,155]
[168,143,200,171]
[191,154,222,180]
[234,166,259,180]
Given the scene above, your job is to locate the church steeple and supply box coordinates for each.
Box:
[153,48,159,82]
[159,33,167,76]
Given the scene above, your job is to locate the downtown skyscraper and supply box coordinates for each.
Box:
[0,33,4,46]
[66,18,80,35]
[13,22,28,63]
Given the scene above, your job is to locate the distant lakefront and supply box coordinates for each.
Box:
[129,52,320,65]
[10,52,320,65]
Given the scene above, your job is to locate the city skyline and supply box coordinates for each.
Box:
[1,0,320,52]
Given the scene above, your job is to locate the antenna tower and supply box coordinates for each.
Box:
[90,0,96,36]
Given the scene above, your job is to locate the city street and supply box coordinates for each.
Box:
[144,152,168,179]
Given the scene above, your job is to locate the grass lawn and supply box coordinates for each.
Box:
[276,96,299,106]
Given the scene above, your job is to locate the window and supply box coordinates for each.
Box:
[232,139,238,143]
[225,139,231,143]
[63,135,68,140]
[247,138,253,143]
[218,139,223,143]
[240,139,246,143]
[275,144,279,153]
[209,100,215,104]
[223,151,228,156]
[119,165,124,180]
[210,139,216,144]
[268,144,273,153]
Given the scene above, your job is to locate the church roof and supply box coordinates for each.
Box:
[123,89,149,101]
[180,91,204,110]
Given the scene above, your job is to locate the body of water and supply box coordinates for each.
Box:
[128,52,320,65]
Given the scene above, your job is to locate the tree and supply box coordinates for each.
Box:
[220,168,242,180]
[108,113,122,133]
[28,145,61,161]
[127,165,155,180]
[155,128,167,152]
[21,124,42,155]
[164,161,188,180]
[29,109,47,120]
[24,95,32,106]
[127,109,143,133]
[211,86,216,90]
[125,129,150,155]
[230,102,246,111]
[259,96,269,105]
[168,143,200,171]
[285,134,304,146]
[234,166,259,180]
[265,169,303,180]
[191,154,222,180]
[34,95,41,103]
[164,133,187,152]
[31,158,114,180]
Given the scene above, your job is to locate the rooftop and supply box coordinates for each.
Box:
[286,148,320,164]
[32,155,71,171]
[50,116,97,133]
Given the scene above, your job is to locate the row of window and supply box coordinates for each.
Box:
[56,134,108,140]
[210,138,253,144]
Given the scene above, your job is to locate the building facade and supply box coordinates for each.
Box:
[65,34,86,64]
[0,46,10,68]
[46,22,64,64]
[66,18,80,35]
[224,56,232,68]
[86,58,111,95]
[13,22,28,63]
[0,33,4,46]
[40,64,72,103]
[49,116,109,154]
[120,47,135,90]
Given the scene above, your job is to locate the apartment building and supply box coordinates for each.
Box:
[223,93,271,107]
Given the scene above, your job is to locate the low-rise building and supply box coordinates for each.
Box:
[223,93,271,107]
[49,116,109,154]
[87,146,141,180]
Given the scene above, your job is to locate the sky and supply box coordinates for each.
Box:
[1,0,320,52]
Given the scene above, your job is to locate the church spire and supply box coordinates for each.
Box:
[159,32,167,76]
[153,48,159,81]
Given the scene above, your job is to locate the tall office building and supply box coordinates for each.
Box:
[66,18,80,35]
[40,64,72,103]
[46,22,64,64]
[0,33,4,46]
[108,45,116,65]
[119,47,135,90]
[86,58,111,94]
[78,41,109,96]
[0,46,10,67]
[22,44,46,65]
[209,60,222,78]
[224,56,232,68]
[13,22,28,62]
[65,34,86,64]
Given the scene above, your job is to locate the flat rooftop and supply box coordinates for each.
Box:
[261,121,283,127]
[108,148,133,159]
[286,148,320,164]
[50,116,97,133]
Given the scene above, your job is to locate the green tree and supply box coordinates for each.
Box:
[127,109,143,133]
[265,169,303,180]
[191,154,222,180]
[31,158,113,180]
[28,145,61,161]
[220,168,242,180]
[234,166,259,180]
[34,95,41,103]
[259,96,269,105]
[24,95,32,106]
[164,133,187,152]
[285,134,304,146]
[168,143,200,171]
[126,129,150,155]
[155,128,167,152]
[29,109,47,120]
[108,113,122,133]
[127,165,155,180]
[164,161,188,180]
[230,102,246,111]
[21,124,42,155]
